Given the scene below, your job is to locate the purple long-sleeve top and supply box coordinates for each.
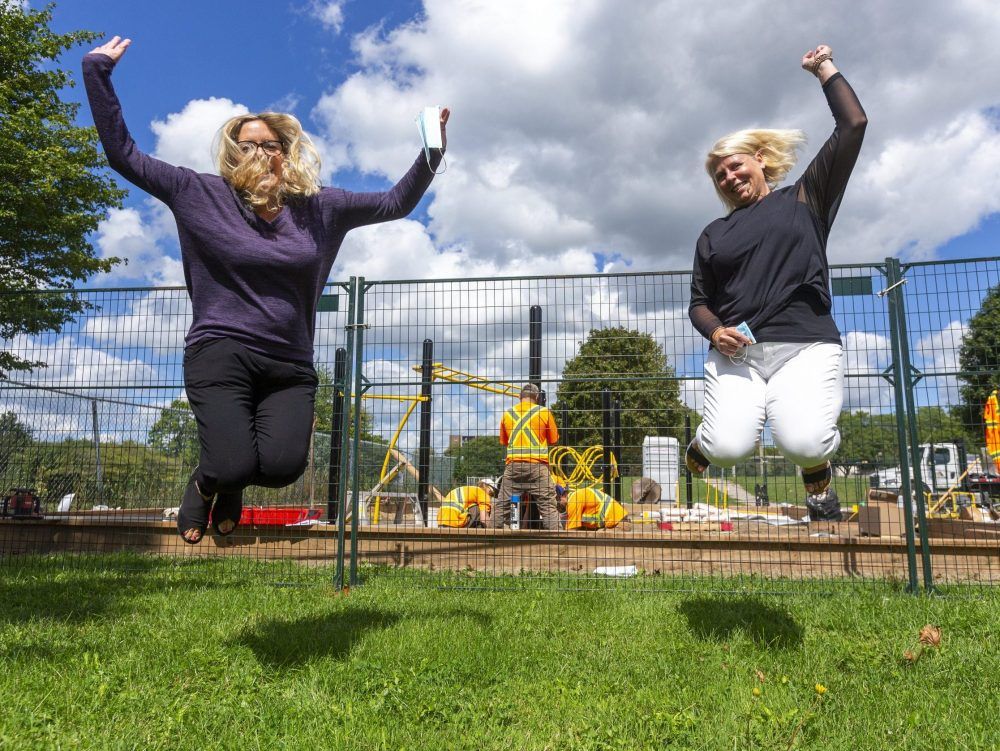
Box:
[83,52,441,363]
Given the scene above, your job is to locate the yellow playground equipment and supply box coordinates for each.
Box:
[548,445,618,490]
[358,362,622,523]
[925,467,977,518]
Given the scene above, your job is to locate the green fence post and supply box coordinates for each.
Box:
[348,278,370,587]
[334,278,358,591]
[893,261,935,592]
[884,258,921,593]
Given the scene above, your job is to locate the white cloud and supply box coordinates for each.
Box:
[150,97,249,173]
[837,114,1000,261]
[841,330,894,413]
[312,0,1000,275]
[310,0,344,33]
[912,320,968,406]
[94,207,184,287]
[0,335,166,440]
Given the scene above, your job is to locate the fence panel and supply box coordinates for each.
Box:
[348,266,918,591]
[895,258,1000,591]
[0,284,354,584]
[3,259,998,593]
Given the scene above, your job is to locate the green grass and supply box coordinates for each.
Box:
[2,555,998,750]
[681,474,873,507]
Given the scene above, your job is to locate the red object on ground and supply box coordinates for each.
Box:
[238,506,321,526]
[657,521,673,531]
[720,521,734,532]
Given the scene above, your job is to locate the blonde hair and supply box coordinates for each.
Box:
[215,112,322,212]
[706,129,807,212]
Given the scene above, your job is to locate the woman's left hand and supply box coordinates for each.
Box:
[440,107,451,150]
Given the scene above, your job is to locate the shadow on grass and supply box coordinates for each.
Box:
[237,606,492,668]
[238,608,401,667]
[0,554,231,625]
[678,596,804,648]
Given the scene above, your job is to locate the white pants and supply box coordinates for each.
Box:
[696,342,843,468]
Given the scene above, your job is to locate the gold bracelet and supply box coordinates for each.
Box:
[709,326,724,344]
[807,52,832,76]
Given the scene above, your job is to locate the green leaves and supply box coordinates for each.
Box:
[552,326,689,470]
[0,3,125,375]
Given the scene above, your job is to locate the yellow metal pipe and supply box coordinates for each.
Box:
[372,396,422,525]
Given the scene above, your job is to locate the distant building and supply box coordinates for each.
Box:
[448,434,476,450]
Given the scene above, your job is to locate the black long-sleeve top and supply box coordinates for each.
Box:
[689,73,867,345]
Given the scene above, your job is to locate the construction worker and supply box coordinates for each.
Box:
[439,479,496,528]
[490,383,561,530]
[556,485,629,531]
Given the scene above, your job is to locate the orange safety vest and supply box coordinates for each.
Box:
[501,401,558,463]
[566,488,628,531]
[986,389,1000,473]
[439,486,491,528]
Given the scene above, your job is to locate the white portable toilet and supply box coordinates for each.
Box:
[642,437,679,504]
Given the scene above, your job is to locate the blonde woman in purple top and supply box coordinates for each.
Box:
[84,37,450,543]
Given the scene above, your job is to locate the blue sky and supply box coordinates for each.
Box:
[47,0,1000,286]
[7,0,999,444]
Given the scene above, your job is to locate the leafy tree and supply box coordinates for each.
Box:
[834,410,897,474]
[0,4,125,375]
[835,407,971,477]
[915,406,966,445]
[445,435,505,484]
[551,327,688,472]
[147,398,199,467]
[957,282,1000,444]
[0,410,33,477]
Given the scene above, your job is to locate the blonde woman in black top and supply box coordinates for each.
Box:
[686,44,867,519]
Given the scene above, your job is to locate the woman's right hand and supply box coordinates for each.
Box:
[90,36,131,63]
[711,327,753,357]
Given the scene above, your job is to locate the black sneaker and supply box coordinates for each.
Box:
[806,488,842,521]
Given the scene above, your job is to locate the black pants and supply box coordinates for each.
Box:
[183,337,318,495]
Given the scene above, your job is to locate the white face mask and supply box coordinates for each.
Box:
[415,106,447,174]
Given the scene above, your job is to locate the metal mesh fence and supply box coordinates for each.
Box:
[2,257,999,592]
[0,285,354,584]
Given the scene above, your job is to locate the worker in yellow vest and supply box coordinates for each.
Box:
[439,479,496,528]
[986,389,1000,473]
[556,485,629,531]
[489,383,561,530]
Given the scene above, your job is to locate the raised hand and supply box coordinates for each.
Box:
[801,44,833,75]
[90,35,131,63]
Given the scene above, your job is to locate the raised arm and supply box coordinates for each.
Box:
[797,45,868,230]
[334,109,450,229]
[82,37,189,204]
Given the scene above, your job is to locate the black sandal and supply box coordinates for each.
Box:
[685,439,710,476]
[802,462,832,495]
[177,476,214,545]
[210,490,244,537]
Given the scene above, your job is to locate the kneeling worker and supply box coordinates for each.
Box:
[439,479,496,528]
[557,485,629,531]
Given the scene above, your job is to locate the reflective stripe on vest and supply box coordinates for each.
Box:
[581,490,615,527]
[442,487,468,514]
[505,405,548,460]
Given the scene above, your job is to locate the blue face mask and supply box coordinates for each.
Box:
[415,106,447,174]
